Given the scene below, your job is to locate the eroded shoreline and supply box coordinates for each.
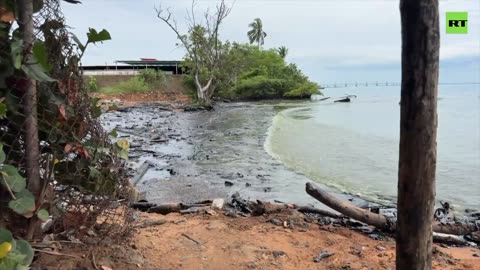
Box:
[101,101,384,209]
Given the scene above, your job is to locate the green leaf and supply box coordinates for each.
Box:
[0,256,18,270]
[0,228,13,244]
[16,265,29,270]
[118,149,128,160]
[87,28,111,44]
[37,209,49,222]
[13,55,22,70]
[108,129,118,138]
[14,240,33,267]
[0,103,6,119]
[21,63,55,82]
[0,144,5,164]
[1,165,26,192]
[71,33,85,52]
[8,189,35,217]
[11,39,22,69]
[32,41,51,72]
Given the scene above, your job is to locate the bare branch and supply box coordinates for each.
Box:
[156,0,233,103]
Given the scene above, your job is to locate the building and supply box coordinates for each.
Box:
[82,58,184,76]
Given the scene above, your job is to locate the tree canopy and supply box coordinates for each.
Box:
[185,43,321,100]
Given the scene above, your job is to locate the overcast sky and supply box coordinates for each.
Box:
[62,0,480,84]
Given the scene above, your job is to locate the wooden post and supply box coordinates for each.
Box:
[397,0,439,269]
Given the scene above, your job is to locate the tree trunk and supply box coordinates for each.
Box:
[17,0,42,240]
[397,0,440,269]
[194,73,213,105]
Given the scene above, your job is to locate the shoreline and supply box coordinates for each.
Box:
[101,100,391,211]
[99,93,478,216]
[38,95,477,270]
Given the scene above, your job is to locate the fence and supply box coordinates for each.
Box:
[0,0,132,241]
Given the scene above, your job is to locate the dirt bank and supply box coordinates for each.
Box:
[34,209,479,270]
[93,75,191,108]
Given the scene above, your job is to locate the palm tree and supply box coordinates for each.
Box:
[277,46,288,59]
[247,18,267,48]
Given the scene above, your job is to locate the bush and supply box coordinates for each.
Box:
[138,69,167,88]
[232,76,290,100]
[284,82,320,98]
[100,77,150,94]
[182,74,199,100]
[86,76,98,92]
[212,44,320,100]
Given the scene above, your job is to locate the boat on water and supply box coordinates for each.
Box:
[334,95,357,103]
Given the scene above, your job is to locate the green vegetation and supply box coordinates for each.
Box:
[186,43,321,100]
[98,70,168,94]
[100,76,150,94]
[138,69,167,88]
[277,46,288,59]
[0,228,33,269]
[87,76,98,92]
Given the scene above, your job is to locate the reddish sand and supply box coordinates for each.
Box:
[34,209,480,270]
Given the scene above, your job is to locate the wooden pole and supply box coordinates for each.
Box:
[397,0,440,269]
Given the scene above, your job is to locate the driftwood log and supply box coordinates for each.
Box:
[296,206,344,219]
[306,182,478,235]
[432,233,470,246]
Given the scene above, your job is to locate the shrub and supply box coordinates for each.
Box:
[139,69,167,88]
[86,76,98,92]
[182,74,199,100]
[284,82,321,98]
[232,76,290,100]
[100,77,150,94]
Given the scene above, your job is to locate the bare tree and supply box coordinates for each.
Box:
[156,0,233,105]
[397,0,439,269]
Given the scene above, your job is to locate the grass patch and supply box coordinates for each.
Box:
[97,71,170,94]
[99,77,150,94]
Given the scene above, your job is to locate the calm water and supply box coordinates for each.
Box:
[266,85,480,210]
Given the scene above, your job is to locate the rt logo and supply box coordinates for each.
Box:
[446,12,468,34]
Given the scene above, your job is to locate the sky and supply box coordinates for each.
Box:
[62,0,480,84]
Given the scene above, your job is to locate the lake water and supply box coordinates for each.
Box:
[265,85,480,210]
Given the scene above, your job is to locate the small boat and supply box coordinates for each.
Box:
[334,97,351,103]
[334,95,357,103]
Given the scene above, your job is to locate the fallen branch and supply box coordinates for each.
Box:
[91,250,100,270]
[33,249,81,258]
[130,202,157,211]
[433,232,471,246]
[181,233,201,245]
[148,203,184,214]
[296,206,344,219]
[306,182,478,235]
[306,182,392,231]
[135,220,168,228]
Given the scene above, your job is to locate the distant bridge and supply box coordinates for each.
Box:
[321,82,480,89]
